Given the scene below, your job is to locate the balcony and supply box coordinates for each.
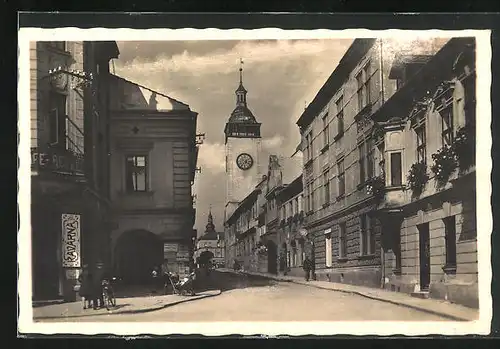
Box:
[31,146,85,178]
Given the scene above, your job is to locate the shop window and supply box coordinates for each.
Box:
[360,214,374,256]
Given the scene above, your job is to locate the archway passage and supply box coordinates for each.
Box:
[199,250,214,267]
[114,230,163,285]
[266,240,278,274]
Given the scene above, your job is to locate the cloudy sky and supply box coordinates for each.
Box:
[113,38,354,235]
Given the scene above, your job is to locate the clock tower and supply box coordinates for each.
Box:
[224,59,263,219]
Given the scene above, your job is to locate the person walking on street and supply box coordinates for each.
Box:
[303,256,312,282]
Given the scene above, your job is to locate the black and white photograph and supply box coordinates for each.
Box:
[17,27,492,336]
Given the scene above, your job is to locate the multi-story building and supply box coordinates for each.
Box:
[108,75,199,283]
[276,174,305,277]
[30,41,119,301]
[296,38,446,288]
[371,37,477,307]
[194,210,225,268]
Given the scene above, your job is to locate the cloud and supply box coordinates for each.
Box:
[114,38,353,235]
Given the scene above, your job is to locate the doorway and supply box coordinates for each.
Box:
[417,223,431,291]
[266,240,278,274]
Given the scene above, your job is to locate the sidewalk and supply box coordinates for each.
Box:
[218,269,479,322]
[33,289,221,321]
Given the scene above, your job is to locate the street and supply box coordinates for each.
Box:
[38,272,450,322]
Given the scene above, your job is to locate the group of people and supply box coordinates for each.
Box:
[77,264,111,310]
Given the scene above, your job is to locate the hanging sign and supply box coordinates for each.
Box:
[61,213,81,268]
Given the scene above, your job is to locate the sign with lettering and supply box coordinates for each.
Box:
[163,243,178,253]
[31,147,84,175]
[61,214,81,268]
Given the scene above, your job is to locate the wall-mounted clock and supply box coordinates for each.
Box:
[236,153,254,171]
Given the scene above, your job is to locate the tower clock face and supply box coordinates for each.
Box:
[236,153,254,170]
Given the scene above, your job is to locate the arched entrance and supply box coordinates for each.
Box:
[266,240,278,274]
[114,230,163,285]
[279,242,287,272]
[199,250,214,267]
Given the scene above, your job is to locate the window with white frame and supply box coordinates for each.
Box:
[322,112,329,148]
[323,170,330,205]
[356,62,372,111]
[325,231,333,267]
[414,114,427,165]
[441,106,454,146]
[337,159,345,197]
[336,96,344,138]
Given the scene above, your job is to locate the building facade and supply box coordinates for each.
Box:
[296,38,446,288]
[108,76,199,283]
[371,37,477,307]
[194,210,225,268]
[30,41,119,301]
[276,174,306,277]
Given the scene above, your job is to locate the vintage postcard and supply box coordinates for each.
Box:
[18,27,492,336]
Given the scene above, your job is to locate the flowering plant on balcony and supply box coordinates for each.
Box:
[452,124,475,171]
[430,145,458,183]
[366,175,386,200]
[255,241,268,255]
[407,161,429,195]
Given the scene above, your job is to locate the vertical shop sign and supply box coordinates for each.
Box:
[61,213,81,268]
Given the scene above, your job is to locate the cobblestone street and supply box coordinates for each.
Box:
[34,271,472,322]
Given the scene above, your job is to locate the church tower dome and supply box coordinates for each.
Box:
[224,59,261,142]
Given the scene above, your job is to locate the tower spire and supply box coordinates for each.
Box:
[205,204,215,233]
[239,58,244,85]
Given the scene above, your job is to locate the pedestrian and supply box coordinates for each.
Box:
[303,256,312,282]
[92,262,106,309]
[77,265,92,310]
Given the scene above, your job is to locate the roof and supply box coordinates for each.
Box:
[388,54,433,79]
[296,38,377,130]
[226,189,261,224]
[372,37,473,123]
[109,74,191,112]
[228,105,258,123]
[277,174,303,201]
[199,231,224,241]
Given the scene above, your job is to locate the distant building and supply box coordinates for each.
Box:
[30,41,119,301]
[194,209,225,268]
[275,174,305,277]
[108,75,199,282]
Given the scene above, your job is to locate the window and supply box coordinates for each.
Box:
[356,62,372,111]
[358,139,375,185]
[462,73,476,127]
[305,131,313,161]
[414,116,427,164]
[337,159,345,197]
[390,152,403,186]
[336,96,344,137]
[323,171,330,205]
[441,106,454,146]
[338,223,347,258]
[48,91,67,148]
[310,184,315,212]
[325,233,333,267]
[360,214,374,256]
[359,143,366,184]
[322,113,329,148]
[444,216,457,270]
[125,155,148,192]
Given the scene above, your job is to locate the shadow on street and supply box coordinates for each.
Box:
[195,270,276,293]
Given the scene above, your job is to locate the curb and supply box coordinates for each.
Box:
[228,271,472,322]
[34,290,222,320]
